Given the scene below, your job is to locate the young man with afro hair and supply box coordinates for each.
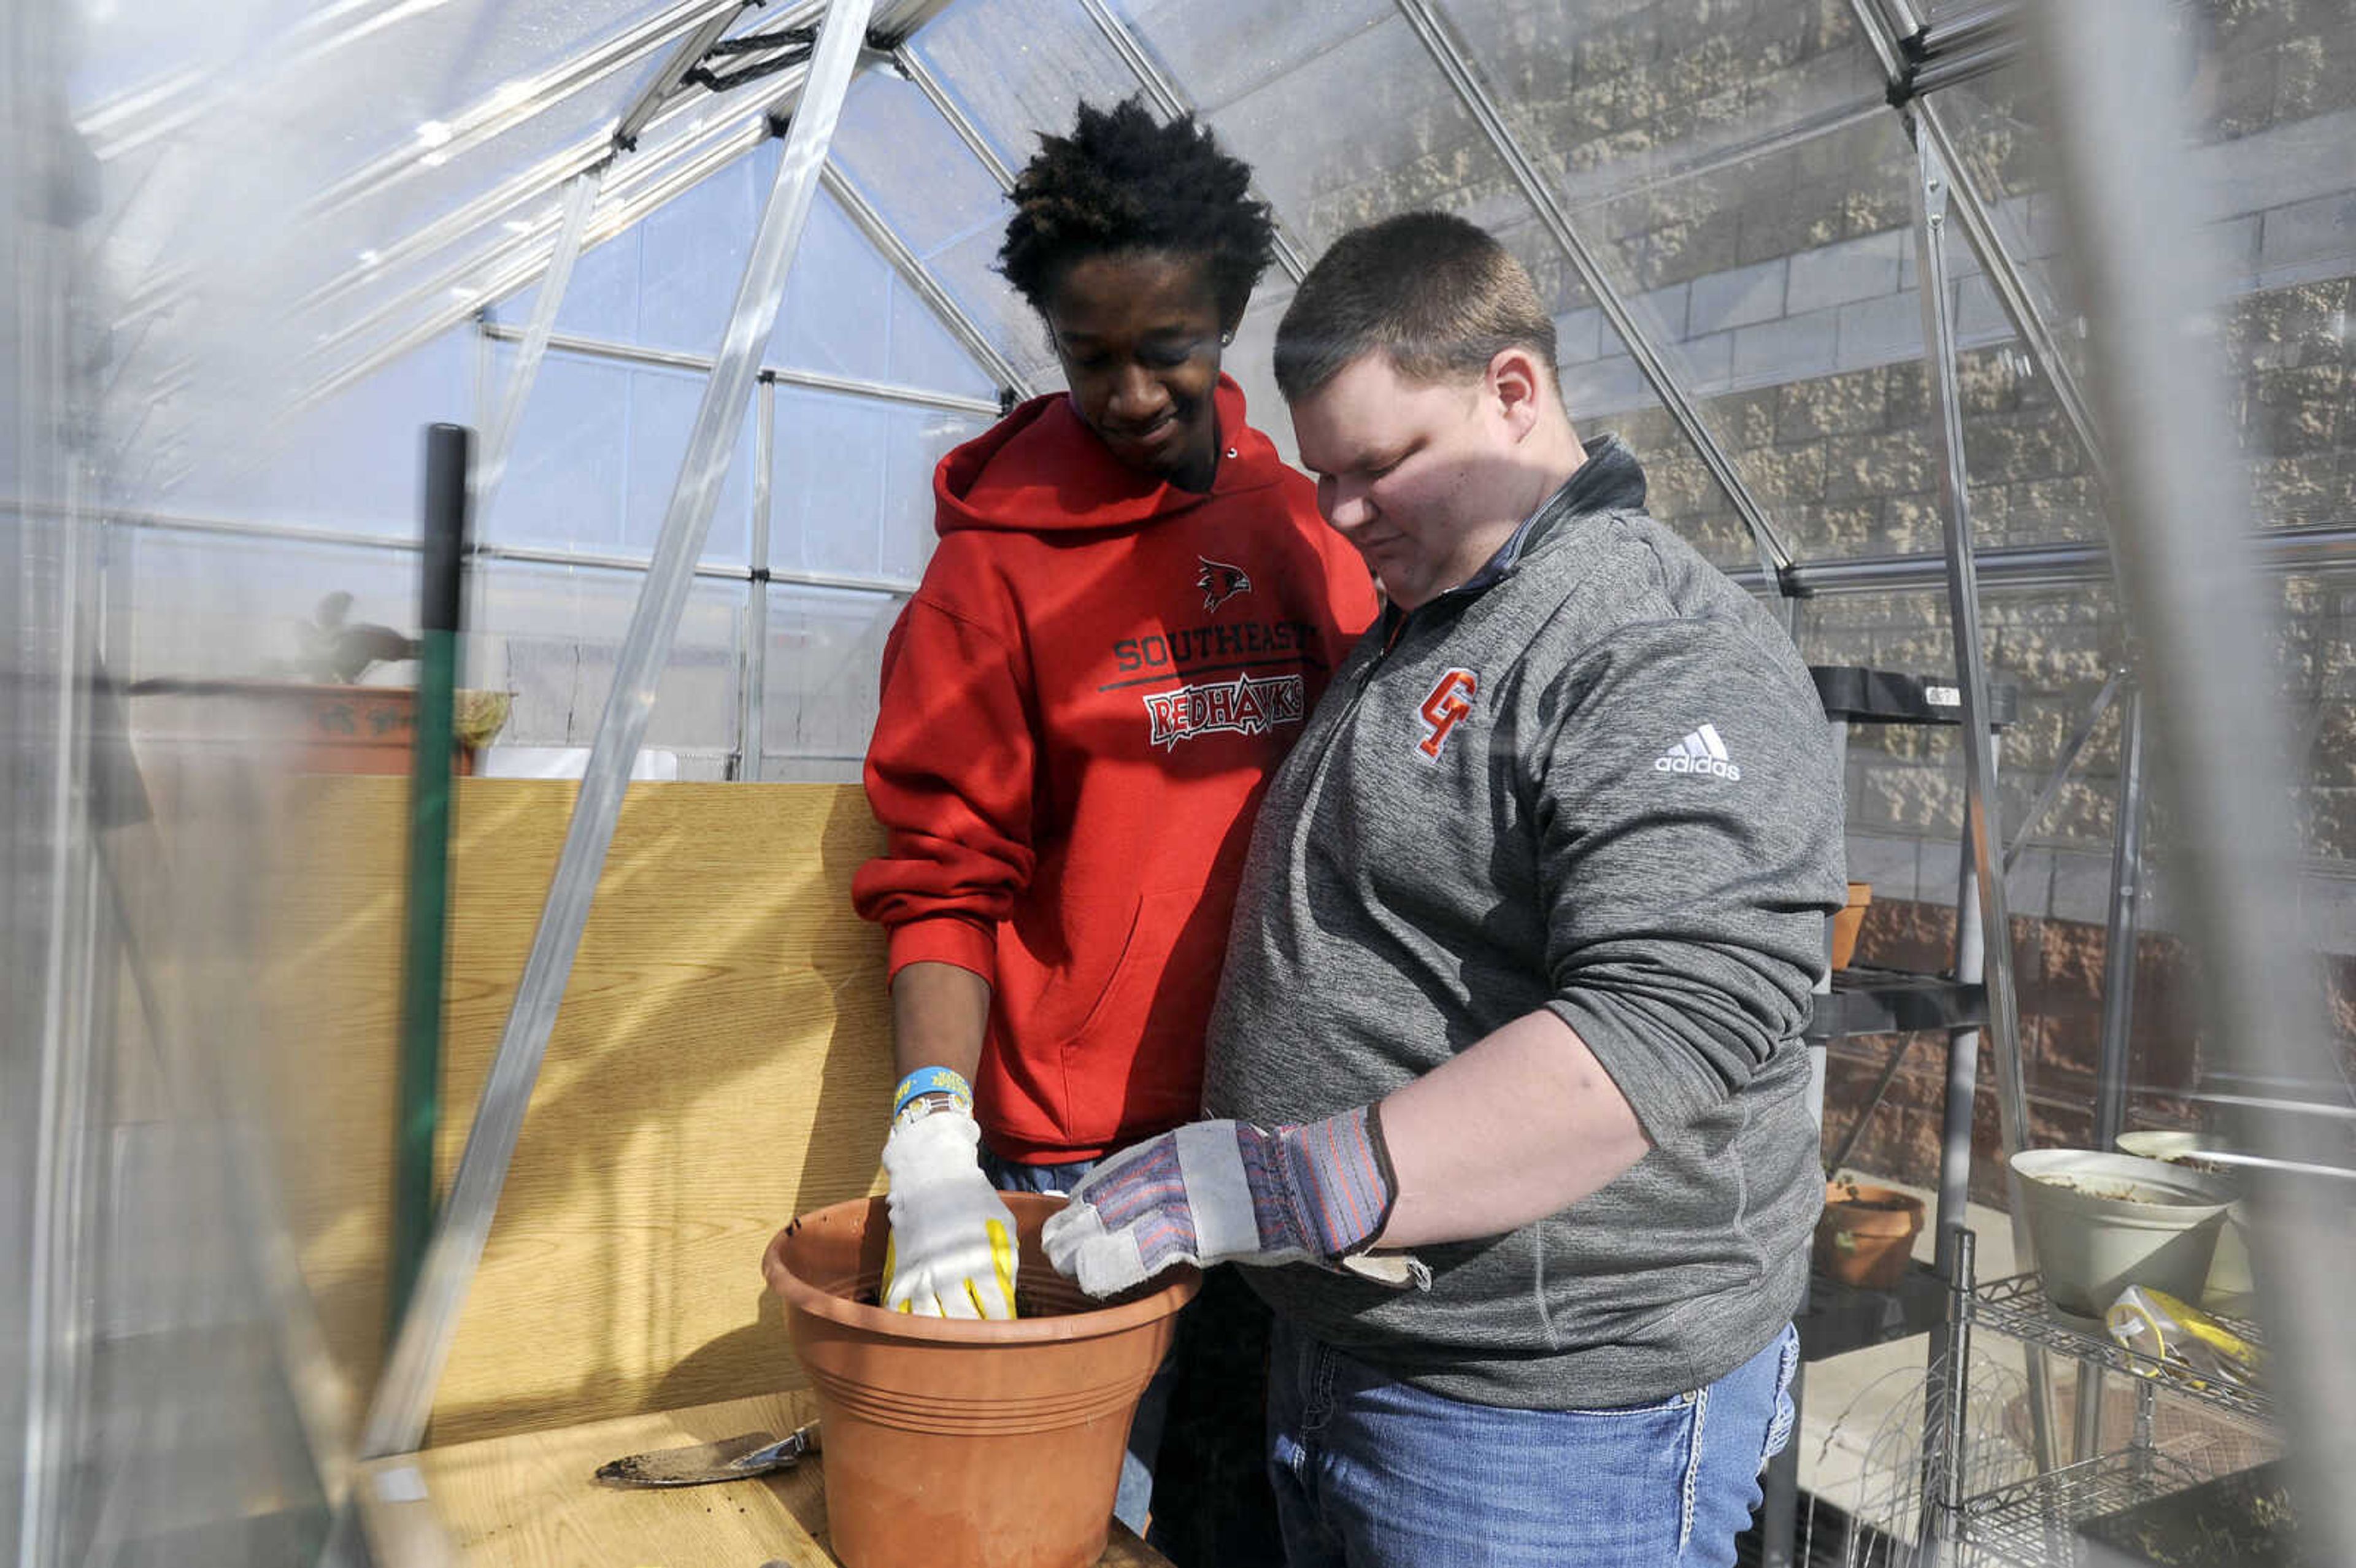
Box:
[852,99,1376,1561]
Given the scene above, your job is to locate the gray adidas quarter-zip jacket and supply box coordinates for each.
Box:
[1202,435,1846,1409]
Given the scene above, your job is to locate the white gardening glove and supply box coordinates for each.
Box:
[880,1100,1019,1320]
[1041,1107,1428,1299]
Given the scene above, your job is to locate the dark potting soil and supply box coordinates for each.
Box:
[843,1283,1074,1318]
[2045,1177,2206,1205]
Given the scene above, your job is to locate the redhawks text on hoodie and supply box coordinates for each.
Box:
[853,376,1377,1163]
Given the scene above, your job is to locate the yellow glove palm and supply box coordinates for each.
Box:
[879,1105,1020,1320]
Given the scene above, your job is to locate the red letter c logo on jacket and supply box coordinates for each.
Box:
[1415,669,1477,763]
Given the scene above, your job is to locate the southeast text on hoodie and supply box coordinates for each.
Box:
[853,375,1379,1164]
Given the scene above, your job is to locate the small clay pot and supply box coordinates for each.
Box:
[1813,1179,1925,1290]
[134,680,509,774]
[764,1194,1198,1568]
[1830,881,1873,970]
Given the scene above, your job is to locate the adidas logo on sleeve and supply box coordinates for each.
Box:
[1655,723,1741,780]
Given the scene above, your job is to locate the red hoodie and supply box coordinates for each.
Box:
[853,377,1377,1163]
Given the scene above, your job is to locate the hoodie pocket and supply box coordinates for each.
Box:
[1056,887,1211,1137]
[1060,892,1151,1046]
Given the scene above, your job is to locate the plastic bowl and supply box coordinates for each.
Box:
[2006,1148,2236,1316]
[2112,1129,2233,1176]
[2114,1131,2252,1301]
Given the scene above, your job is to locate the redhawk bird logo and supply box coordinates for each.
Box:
[1196,556,1252,612]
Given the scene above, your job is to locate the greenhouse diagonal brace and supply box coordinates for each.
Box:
[819,162,1032,398]
[616,1,766,149]
[1842,0,2110,497]
[1392,0,1797,593]
[1074,0,1308,285]
[2003,665,2125,873]
[355,0,880,1461]
[894,44,1016,191]
[472,166,604,518]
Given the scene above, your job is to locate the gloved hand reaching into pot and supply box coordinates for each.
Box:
[1041,1105,1428,1297]
[880,1067,1019,1319]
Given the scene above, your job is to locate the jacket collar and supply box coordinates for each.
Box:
[1376,433,1646,643]
[1457,432,1644,596]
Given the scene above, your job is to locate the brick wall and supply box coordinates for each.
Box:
[1823,893,2356,1204]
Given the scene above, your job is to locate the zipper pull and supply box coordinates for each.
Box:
[1367,607,1409,678]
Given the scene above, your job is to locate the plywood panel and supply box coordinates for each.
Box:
[262,780,894,1447]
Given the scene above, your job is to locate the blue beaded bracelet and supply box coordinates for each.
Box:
[891,1065,974,1118]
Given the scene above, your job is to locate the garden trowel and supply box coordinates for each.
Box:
[592,1422,818,1488]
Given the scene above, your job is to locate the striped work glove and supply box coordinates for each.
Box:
[1041,1108,1428,1297]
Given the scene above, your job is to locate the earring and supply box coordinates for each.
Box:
[1219,331,1234,347]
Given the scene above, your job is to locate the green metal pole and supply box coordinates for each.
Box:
[391,423,472,1339]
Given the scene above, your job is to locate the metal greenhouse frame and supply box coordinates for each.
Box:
[8,0,2353,1564]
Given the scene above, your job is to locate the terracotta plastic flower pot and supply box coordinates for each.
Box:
[1830,881,1873,970]
[763,1193,1198,1568]
[1812,1179,1925,1290]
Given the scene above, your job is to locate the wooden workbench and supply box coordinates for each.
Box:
[358,1389,1170,1567]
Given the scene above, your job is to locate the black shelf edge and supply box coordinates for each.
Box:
[1811,664,2019,728]
[1736,1491,1907,1567]
[1798,1258,1950,1363]
[1805,967,1988,1042]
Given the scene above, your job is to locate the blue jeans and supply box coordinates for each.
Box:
[980,1149,1171,1535]
[1266,1318,1800,1567]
